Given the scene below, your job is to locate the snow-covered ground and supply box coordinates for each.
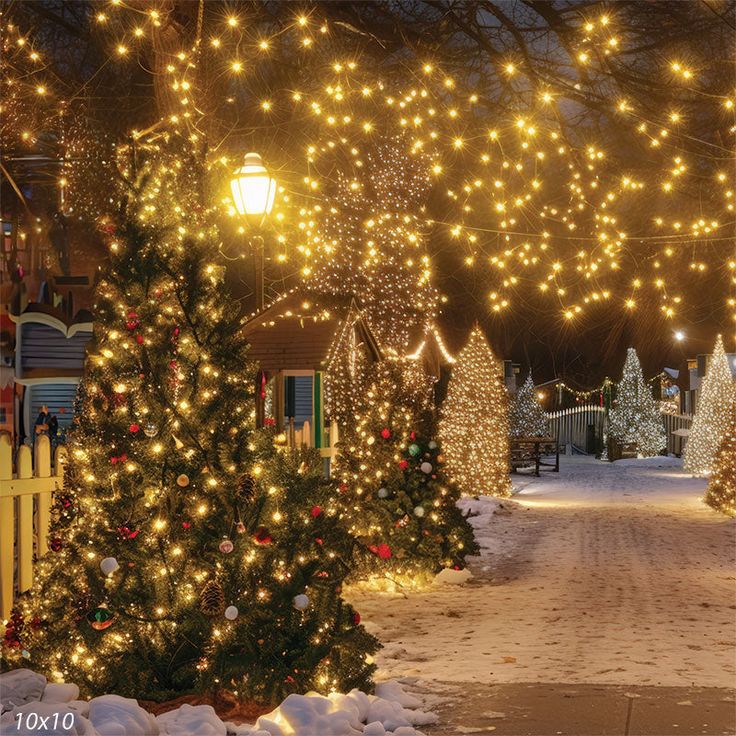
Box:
[350,455,736,708]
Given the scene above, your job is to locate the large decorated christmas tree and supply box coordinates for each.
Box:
[609,347,666,458]
[332,362,477,589]
[439,326,512,497]
[510,372,549,438]
[4,150,378,704]
[704,409,736,517]
[684,335,736,476]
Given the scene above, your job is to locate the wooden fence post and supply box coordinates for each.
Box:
[34,436,52,558]
[0,433,13,620]
[16,444,34,595]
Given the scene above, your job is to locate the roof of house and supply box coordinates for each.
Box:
[242,289,381,372]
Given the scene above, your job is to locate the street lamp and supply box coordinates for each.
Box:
[230,152,277,310]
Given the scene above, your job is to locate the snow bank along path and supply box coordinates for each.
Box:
[351,456,735,694]
[0,670,437,736]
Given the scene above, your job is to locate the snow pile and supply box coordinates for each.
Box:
[230,682,436,736]
[0,670,435,736]
[433,567,472,585]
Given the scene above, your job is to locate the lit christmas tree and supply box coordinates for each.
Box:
[438,326,512,497]
[704,409,736,516]
[4,151,378,704]
[333,362,477,589]
[509,372,549,437]
[684,335,736,476]
[305,136,439,355]
[608,347,666,458]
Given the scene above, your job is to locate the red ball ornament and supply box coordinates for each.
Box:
[182,521,191,530]
[310,505,322,518]
[369,543,392,559]
[49,538,63,552]
[398,460,409,470]
[129,424,140,434]
[254,526,272,545]
[353,612,361,625]
[380,428,391,439]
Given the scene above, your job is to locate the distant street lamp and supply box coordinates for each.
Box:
[230,152,277,310]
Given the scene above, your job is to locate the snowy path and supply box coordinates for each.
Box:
[349,456,736,729]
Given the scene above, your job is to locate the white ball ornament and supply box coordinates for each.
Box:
[377,487,389,499]
[219,539,234,554]
[293,594,310,611]
[100,557,119,576]
[413,506,425,518]
[420,462,433,474]
[224,606,239,621]
[428,441,438,450]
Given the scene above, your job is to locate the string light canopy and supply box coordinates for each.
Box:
[3,3,732,329]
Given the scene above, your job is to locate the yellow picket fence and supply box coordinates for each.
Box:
[0,433,66,620]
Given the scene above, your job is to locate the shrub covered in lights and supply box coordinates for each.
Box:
[439,326,512,497]
[510,372,549,438]
[684,335,736,476]
[333,362,477,589]
[2,169,378,703]
[704,409,736,517]
[609,347,666,458]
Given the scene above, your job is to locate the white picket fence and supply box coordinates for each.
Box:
[0,433,66,620]
[546,404,605,451]
[546,405,693,456]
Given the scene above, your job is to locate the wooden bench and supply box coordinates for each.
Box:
[510,436,561,477]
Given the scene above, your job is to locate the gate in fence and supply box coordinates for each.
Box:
[0,433,66,620]
[546,404,606,454]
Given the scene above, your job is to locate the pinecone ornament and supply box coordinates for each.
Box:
[199,580,225,616]
[236,473,258,503]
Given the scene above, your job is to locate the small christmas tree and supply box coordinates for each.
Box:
[509,372,548,438]
[333,362,477,589]
[684,335,736,476]
[609,347,666,458]
[704,409,736,516]
[4,155,378,704]
[438,326,512,496]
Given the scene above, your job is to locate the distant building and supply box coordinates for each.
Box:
[684,351,736,414]
[10,303,93,447]
[243,290,382,473]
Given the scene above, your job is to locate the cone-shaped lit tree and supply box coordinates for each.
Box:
[704,409,736,516]
[509,372,548,438]
[4,151,378,704]
[684,335,736,476]
[609,348,666,458]
[438,326,512,497]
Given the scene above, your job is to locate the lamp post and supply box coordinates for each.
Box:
[230,152,277,311]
